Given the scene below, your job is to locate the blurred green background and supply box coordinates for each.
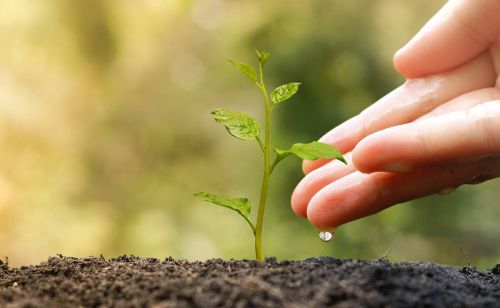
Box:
[0,0,499,268]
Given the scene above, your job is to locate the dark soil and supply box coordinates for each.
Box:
[0,256,499,307]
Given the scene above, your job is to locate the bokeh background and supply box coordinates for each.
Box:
[1,0,499,268]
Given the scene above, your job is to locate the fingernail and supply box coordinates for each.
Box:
[382,162,413,173]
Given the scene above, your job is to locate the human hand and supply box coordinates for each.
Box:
[292,0,500,230]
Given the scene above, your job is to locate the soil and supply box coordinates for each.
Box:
[0,256,499,307]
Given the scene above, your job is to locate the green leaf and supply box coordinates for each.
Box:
[275,141,346,162]
[228,59,257,82]
[271,82,301,105]
[195,192,256,233]
[211,108,261,140]
[255,49,270,66]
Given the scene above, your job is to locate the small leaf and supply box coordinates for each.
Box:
[195,192,255,233]
[255,49,270,66]
[211,108,261,140]
[271,82,301,105]
[195,192,251,218]
[228,59,257,82]
[275,141,346,162]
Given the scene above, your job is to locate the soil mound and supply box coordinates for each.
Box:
[1,256,499,307]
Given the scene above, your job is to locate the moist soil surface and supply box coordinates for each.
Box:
[0,256,499,307]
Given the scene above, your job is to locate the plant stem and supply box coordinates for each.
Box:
[256,136,264,153]
[255,65,271,261]
[269,153,290,174]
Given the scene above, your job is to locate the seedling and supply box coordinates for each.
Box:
[196,50,345,261]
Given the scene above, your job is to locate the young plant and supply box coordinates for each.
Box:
[196,50,345,261]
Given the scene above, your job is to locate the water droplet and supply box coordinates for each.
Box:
[319,231,333,242]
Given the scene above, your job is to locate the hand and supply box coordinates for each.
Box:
[292,0,500,230]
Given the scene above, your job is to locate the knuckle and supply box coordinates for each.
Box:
[402,78,440,114]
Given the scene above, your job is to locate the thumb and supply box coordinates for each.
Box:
[394,0,500,78]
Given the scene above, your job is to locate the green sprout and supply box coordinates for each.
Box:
[196,50,346,261]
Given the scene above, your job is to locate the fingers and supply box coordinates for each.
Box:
[394,0,500,78]
[292,153,355,218]
[353,100,500,174]
[295,93,500,224]
[306,157,500,229]
[302,52,496,174]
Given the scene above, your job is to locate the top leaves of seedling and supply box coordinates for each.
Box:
[195,192,256,233]
[211,108,261,140]
[271,82,301,105]
[275,141,346,163]
[255,49,271,66]
[228,59,257,82]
